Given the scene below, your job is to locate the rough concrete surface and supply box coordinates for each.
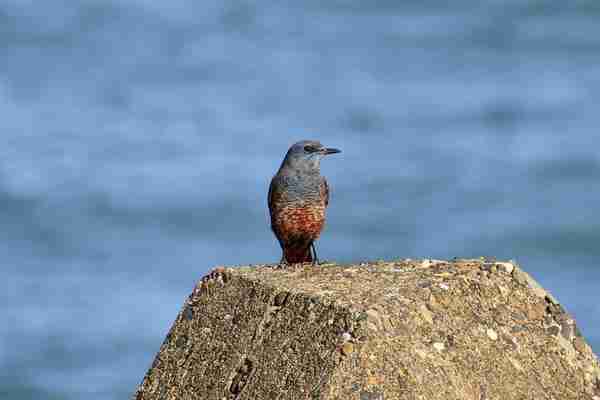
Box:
[134,259,600,400]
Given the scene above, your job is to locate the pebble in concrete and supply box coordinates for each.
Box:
[433,342,445,352]
[341,343,354,356]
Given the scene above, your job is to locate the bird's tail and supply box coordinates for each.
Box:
[283,246,313,264]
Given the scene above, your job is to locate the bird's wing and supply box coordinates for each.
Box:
[320,177,330,207]
[268,175,281,214]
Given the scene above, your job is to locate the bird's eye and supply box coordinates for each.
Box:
[304,145,315,153]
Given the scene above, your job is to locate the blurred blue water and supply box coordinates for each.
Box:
[1,1,599,398]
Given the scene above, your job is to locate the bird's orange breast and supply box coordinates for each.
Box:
[272,204,326,239]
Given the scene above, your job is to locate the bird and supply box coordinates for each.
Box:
[268,140,341,264]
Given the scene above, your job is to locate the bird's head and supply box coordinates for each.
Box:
[280,140,341,172]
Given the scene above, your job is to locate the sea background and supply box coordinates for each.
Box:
[1,1,599,399]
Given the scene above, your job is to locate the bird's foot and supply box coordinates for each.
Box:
[276,257,288,268]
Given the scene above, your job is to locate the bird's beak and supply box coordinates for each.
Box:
[322,147,341,155]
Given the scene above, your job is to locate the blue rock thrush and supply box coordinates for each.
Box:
[268,140,341,264]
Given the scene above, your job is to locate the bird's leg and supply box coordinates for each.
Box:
[310,242,320,265]
[277,237,288,266]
